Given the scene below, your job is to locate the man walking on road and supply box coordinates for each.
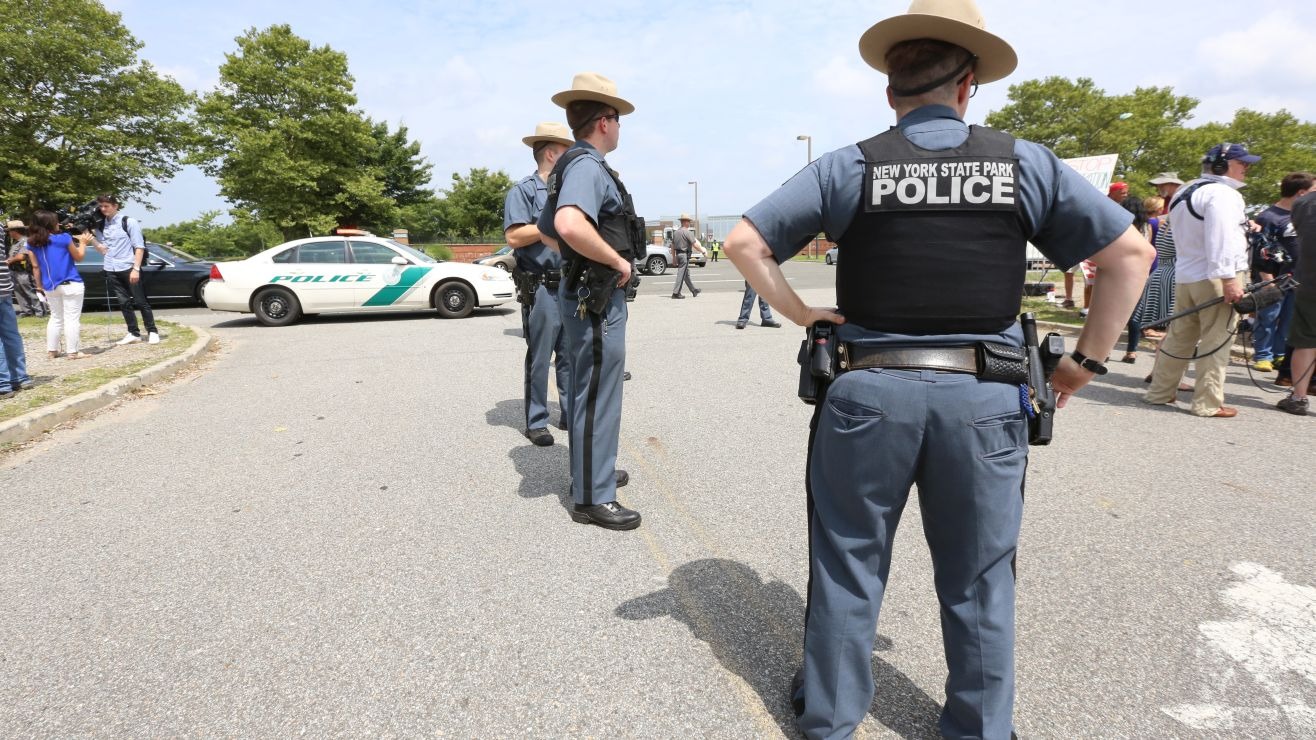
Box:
[670,214,706,299]
[735,281,781,329]
[1145,143,1259,418]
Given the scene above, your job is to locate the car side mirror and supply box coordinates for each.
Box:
[147,258,166,267]
[391,256,408,266]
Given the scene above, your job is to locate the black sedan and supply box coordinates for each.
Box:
[78,242,213,307]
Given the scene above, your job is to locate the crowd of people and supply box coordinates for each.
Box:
[0,196,162,398]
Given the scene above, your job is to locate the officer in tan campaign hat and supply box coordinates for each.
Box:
[504,121,576,449]
[722,1,1154,736]
[535,73,645,531]
[669,213,708,298]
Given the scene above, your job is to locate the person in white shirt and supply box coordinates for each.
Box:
[1145,143,1258,417]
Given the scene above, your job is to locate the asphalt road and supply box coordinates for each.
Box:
[2,259,1313,738]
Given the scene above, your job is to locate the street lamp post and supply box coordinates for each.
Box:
[797,134,816,256]
[687,180,699,238]
[1082,111,1132,156]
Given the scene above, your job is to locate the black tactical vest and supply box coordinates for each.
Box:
[838,126,1028,334]
[543,147,641,264]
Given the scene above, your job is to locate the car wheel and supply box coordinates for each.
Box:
[194,278,209,307]
[645,255,667,275]
[825,254,834,265]
[434,280,475,319]
[495,262,511,272]
[253,287,302,327]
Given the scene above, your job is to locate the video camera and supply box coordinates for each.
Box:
[1247,224,1292,276]
[57,200,101,235]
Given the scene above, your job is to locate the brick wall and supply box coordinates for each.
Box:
[443,244,502,263]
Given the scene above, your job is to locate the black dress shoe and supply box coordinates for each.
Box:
[615,469,629,487]
[671,293,685,299]
[623,371,632,381]
[525,428,554,447]
[692,288,701,296]
[761,319,782,328]
[570,501,641,530]
[735,320,746,329]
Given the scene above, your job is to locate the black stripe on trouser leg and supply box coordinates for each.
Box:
[522,304,533,429]
[581,310,605,506]
[802,402,824,632]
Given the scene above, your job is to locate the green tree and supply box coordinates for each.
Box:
[0,0,193,216]
[194,25,394,240]
[439,168,514,240]
[336,119,434,232]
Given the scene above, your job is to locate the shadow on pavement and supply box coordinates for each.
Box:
[617,558,940,738]
[486,398,571,506]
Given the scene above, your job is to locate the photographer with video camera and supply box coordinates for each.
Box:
[1145,143,1260,418]
[26,210,91,359]
[87,195,159,345]
[1276,188,1316,415]
[1254,172,1313,380]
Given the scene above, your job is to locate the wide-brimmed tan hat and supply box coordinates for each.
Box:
[858,0,1017,84]
[551,72,635,116]
[5,219,25,231]
[1147,172,1184,186]
[522,122,574,148]
[678,214,694,222]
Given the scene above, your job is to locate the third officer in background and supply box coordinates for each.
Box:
[537,73,641,531]
[670,214,706,299]
[505,122,574,447]
[724,0,1154,737]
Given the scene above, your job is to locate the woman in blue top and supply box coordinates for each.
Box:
[26,210,91,359]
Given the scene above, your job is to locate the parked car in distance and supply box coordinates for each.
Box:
[638,238,707,276]
[473,246,515,272]
[78,242,213,307]
[203,234,516,326]
[825,246,838,265]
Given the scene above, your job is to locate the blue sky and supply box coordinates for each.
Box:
[104,0,1316,229]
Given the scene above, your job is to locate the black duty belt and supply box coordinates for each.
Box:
[838,342,1027,385]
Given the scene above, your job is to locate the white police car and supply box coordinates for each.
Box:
[203,233,516,326]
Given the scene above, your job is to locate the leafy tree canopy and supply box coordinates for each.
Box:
[0,0,193,217]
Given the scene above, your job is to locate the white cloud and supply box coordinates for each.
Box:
[812,55,883,98]
[1197,12,1316,84]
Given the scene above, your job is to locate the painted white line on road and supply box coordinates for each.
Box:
[643,278,796,284]
[1163,562,1316,731]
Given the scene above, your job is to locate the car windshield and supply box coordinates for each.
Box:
[149,242,203,262]
[388,240,436,263]
[495,246,511,255]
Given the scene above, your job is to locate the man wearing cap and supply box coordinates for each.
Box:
[5,220,44,317]
[505,122,574,447]
[670,214,707,299]
[1145,143,1259,417]
[537,72,643,531]
[724,1,1153,736]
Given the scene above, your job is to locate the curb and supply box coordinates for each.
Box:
[0,326,216,447]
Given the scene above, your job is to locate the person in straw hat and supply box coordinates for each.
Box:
[723,1,1154,736]
[536,72,644,531]
[669,213,707,298]
[504,122,575,448]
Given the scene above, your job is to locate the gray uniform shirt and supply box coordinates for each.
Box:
[503,172,561,274]
[744,104,1132,347]
[537,141,624,251]
[672,227,697,255]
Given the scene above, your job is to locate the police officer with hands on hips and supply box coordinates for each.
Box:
[505,122,575,447]
[537,72,641,531]
[724,1,1154,737]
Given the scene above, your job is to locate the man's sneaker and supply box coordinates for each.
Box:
[147,332,161,344]
[761,319,782,328]
[735,320,747,330]
[116,333,142,345]
[0,389,14,399]
[1253,359,1275,372]
[1276,395,1309,416]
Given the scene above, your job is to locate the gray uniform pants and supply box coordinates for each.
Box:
[796,367,1026,740]
[558,284,627,505]
[738,281,773,323]
[10,269,44,316]
[522,282,569,431]
[671,252,697,296]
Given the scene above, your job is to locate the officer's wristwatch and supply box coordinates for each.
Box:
[1070,350,1108,375]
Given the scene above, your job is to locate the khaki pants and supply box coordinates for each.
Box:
[1146,274,1241,416]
